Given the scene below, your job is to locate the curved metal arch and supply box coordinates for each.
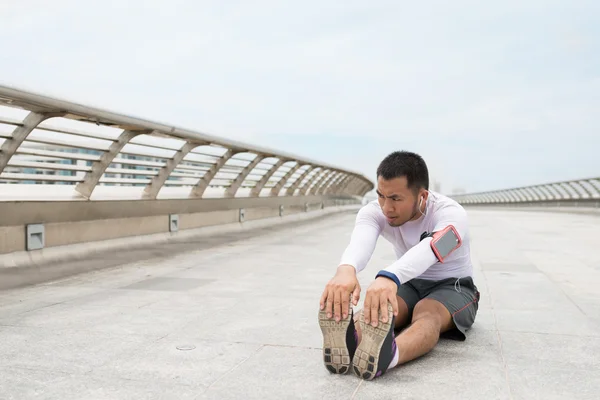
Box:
[300,168,328,195]
[314,171,337,196]
[356,177,373,196]
[588,179,600,193]
[536,185,555,200]
[76,129,146,198]
[474,194,487,203]
[286,165,316,196]
[357,181,371,196]
[522,187,540,201]
[487,193,500,203]
[190,148,239,198]
[479,193,493,202]
[510,189,527,202]
[510,190,525,201]
[489,192,503,202]
[309,170,336,195]
[502,190,517,202]
[560,182,582,199]
[343,177,363,196]
[225,154,266,197]
[269,162,302,196]
[472,195,485,203]
[330,173,351,194]
[496,192,512,202]
[335,175,357,195]
[529,186,547,200]
[328,174,351,195]
[549,183,569,199]
[0,111,64,174]
[317,171,343,195]
[522,188,536,201]
[143,141,206,199]
[580,180,600,198]
[569,181,593,198]
[250,158,288,197]
[511,189,528,202]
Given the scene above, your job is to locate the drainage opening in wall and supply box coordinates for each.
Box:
[169,214,179,232]
[26,223,45,251]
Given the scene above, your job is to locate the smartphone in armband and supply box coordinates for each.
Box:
[430,225,462,262]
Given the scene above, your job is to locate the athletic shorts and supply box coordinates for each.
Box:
[396,276,480,341]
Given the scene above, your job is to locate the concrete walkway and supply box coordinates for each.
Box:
[1,208,599,399]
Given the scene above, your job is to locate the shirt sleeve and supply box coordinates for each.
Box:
[338,203,383,273]
[377,202,468,287]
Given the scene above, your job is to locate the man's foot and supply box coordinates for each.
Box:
[352,302,397,380]
[318,308,358,374]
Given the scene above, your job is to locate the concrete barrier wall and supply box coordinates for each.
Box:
[0,197,357,256]
[179,210,239,230]
[0,202,361,290]
[0,226,25,254]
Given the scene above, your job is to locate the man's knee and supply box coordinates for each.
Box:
[412,298,453,332]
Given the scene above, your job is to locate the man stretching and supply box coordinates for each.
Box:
[318,151,480,380]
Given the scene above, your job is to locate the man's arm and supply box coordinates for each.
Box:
[362,203,469,327]
[377,203,468,287]
[338,203,383,273]
[320,204,383,321]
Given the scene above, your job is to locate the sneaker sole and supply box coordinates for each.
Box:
[352,303,394,380]
[318,309,352,374]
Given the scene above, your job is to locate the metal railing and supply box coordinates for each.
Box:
[450,177,600,208]
[0,84,373,202]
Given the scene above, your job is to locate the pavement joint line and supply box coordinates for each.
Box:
[351,379,365,399]
[495,329,514,400]
[482,271,514,399]
[533,270,589,318]
[204,344,266,392]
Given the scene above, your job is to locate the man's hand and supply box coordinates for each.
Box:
[320,264,361,322]
[363,277,399,327]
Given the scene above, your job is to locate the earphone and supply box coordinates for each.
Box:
[418,190,433,217]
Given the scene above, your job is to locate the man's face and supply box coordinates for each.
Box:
[376,176,424,227]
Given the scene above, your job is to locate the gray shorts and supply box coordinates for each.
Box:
[396,276,480,341]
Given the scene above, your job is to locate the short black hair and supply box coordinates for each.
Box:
[376,151,429,192]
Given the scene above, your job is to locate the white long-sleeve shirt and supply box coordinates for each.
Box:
[339,191,473,285]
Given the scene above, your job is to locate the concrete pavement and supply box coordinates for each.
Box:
[1,208,600,399]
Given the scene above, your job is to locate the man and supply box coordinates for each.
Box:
[318,150,479,380]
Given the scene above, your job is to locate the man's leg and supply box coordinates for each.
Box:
[349,277,479,379]
[394,298,454,365]
[393,276,480,365]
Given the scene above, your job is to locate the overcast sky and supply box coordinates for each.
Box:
[1,0,598,194]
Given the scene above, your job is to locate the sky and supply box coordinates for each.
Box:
[0,0,598,194]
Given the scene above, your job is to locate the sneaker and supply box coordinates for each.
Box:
[318,307,358,374]
[352,302,396,380]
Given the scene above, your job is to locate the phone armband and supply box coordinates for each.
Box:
[430,225,462,263]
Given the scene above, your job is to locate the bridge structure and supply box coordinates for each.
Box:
[0,87,598,399]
